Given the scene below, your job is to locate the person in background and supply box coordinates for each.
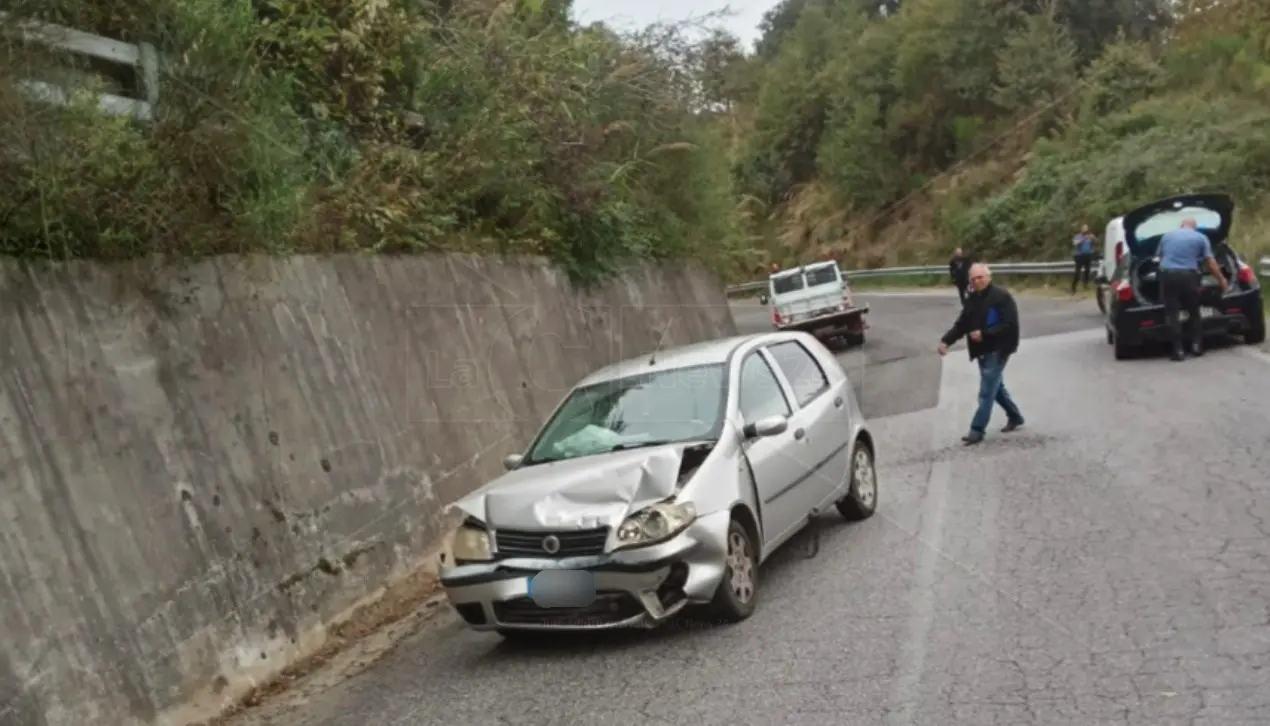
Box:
[949,247,972,304]
[1157,218,1228,361]
[1071,224,1097,294]
[937,263,1024,446]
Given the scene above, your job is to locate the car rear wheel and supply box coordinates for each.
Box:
[837,442,877,521]
[1246,309,1266,344]
[1113,330,1134,360]
[708,519,758,623]
[1096,287,1106,314]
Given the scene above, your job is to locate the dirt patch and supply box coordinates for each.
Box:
[202,565,448,726]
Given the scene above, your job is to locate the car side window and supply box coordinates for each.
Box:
[738,354,791,423]
[767,341,829,407]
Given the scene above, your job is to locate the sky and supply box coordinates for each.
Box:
[571,0,781,52]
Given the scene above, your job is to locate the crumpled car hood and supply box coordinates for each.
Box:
[450,443,699,530]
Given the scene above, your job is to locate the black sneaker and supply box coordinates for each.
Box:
[962,433,984,446]
[1001,420,1024,433]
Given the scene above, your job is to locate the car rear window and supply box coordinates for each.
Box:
[771,274,804,294]
[804,265,840,287]
[1133,207,1223,242]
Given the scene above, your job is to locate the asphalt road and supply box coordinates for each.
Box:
[232,290,1270,726]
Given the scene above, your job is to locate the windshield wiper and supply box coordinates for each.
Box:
[610,440,677,452]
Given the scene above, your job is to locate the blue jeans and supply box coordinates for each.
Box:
[970,352,1023,434]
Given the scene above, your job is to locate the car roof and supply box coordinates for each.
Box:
[574,333,771,387]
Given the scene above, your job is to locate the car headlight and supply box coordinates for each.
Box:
[615,501,697,549]
[451,525,492,562]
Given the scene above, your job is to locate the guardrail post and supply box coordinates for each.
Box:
[139,42,159,109]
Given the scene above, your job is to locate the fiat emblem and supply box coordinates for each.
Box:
[541,535,561,554]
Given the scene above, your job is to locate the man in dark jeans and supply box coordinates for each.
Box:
[937,263,1024,445]
[948,247,972,304]
[1158,218,1228,361]
[1071,224,1096,294]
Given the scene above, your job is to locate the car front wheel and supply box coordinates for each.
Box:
[837,442,877,521]
[708,519,758,622]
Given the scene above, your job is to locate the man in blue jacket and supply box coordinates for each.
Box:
[937,263,1024,445]
[1071,224,1097,294]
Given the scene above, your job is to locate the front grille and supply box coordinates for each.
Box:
[492,527,609,558]
[493,592,644,626]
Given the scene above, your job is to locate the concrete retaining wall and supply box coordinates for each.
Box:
[0,254,736,726]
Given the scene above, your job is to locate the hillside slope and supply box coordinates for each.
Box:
[727,0,1270,270]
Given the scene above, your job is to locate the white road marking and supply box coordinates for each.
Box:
[886,352,962,725]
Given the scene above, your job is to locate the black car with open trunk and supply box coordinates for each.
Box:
[1103,192,1265,360]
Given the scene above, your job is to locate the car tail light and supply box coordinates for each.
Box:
[772,308,782,326]
[1237,263,1256,285]
[1114,242,1125,264]
[1113,281,1134,302]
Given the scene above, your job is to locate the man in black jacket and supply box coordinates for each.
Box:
[937,264,1025,445]
[948,248,972,304]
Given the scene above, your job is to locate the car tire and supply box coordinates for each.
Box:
[836,440,877,521]
[1096,287,1106,314]
[1245,310,1266,344]
[1105,327,1114,345]
[847,331,865,346]
[1113,331,1133,360]
[707,518,758,623]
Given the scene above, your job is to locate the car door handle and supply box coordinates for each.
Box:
[833,396,844,408]
[793,428,806,440]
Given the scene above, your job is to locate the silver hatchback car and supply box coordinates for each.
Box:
[439,331,877,637]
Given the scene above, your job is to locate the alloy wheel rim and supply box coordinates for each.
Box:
[727,531,754,603]
[853,450,876,509]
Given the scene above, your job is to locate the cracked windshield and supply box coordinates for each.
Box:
[526,365,726,463]
[4,0,1270,724]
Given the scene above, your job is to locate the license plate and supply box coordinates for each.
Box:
[527,570,596,608]
[1180,308,1219,321]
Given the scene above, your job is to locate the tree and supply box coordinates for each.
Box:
[993,2,1079,122]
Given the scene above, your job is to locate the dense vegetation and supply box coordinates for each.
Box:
[729,0,1270,269]
[2,0,1269,279]
[0,0,744,281]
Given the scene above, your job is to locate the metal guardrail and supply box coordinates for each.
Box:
[728,257,1270,296]
[1,12,158,121]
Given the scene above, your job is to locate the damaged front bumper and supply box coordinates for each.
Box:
[440,510,731,632]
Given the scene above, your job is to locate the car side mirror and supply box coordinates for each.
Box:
[502,454,524,470]
[743,415,788,439]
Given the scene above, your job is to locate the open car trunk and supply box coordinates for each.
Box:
[1121,193,1250,305]
[1131,245,1242,305]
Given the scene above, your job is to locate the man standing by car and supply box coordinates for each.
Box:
[1158,218,1228,361]
[1071,224,1096,294]
[937,263,1024,445]
[949,247,972,304]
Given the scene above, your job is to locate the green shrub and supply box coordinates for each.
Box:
[0,0,745,282]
